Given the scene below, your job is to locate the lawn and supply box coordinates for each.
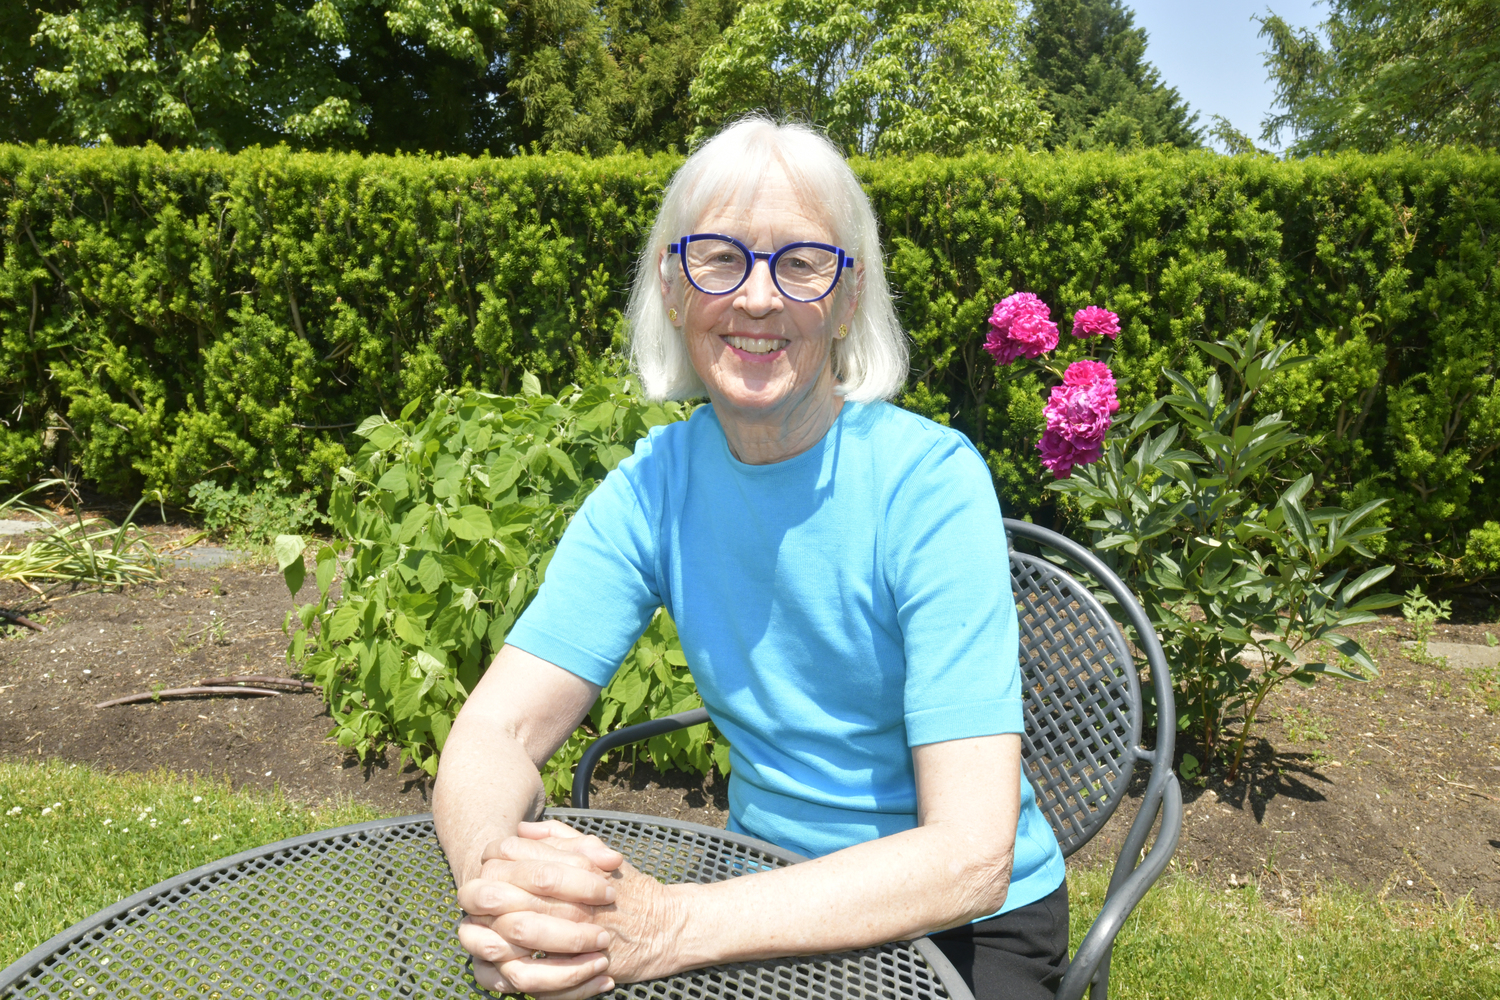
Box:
[2,759,1497,998]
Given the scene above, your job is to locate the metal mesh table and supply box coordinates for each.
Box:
[0,808,970,1000]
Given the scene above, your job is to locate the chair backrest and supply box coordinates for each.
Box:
[1009,544,1143,858]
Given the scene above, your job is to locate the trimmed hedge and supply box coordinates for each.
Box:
[1,145,1496,583]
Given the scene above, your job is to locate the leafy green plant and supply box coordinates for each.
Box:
[1400,586,1452,664]
[278,377,726,793]
[0,479,161,594]
[187,475,323,549]
[2,145,1498,590]
[1053,321,1402,780]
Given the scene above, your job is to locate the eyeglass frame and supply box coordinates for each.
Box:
[667,233,855,303]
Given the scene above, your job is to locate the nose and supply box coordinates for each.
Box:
[735,257,781,316]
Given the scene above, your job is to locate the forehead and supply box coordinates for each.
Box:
[691,166,837,243]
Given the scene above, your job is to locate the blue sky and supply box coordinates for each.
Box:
[1123,1,1327,150]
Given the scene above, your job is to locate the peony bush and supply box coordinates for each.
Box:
[984,293,1120,478]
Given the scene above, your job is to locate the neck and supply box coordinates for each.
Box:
[712,373,845,466]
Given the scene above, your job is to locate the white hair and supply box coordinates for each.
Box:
[626,117,909,403]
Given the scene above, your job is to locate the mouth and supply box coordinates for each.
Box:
[723,335,790,358]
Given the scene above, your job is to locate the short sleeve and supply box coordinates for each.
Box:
[887,437,1021,747]
[504,448,663,687]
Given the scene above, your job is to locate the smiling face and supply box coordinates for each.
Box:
[661,166,857,427]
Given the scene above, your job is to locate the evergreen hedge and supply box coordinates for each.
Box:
[1,144,1496,583]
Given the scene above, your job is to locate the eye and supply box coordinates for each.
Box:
[782,255,811,271]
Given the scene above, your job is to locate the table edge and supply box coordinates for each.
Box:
[1,810,975,1000]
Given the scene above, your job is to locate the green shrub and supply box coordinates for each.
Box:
[278,377,725,793]
[187,474,323,548]
[1,144,1496,586]
[1053,323,1400,777]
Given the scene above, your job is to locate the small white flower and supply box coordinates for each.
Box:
[5,806,20,816]
[121,828,129,834]
[192,796,203,804]
[181,818,191,825]
[51,802,60,809]
[102,819,111,826]
[211,834,221,841]
[40,808,51,816]
[100,959,109,966]
[11,882,22,892]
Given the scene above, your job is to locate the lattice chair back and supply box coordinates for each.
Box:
[1010,548,1141,857]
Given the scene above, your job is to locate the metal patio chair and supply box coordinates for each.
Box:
[572,519,1183,1000]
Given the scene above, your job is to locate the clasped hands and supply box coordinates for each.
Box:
[456,820,683,999]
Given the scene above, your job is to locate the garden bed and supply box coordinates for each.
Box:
[2,553,1497,908]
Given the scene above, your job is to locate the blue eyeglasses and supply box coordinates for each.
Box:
[668,233,854,303]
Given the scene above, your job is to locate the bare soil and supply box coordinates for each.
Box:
[3,541,1498,907]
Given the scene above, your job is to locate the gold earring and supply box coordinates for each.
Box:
[837,324,848,339]
[668,308,678,322]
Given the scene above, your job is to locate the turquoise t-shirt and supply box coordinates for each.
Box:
[507,399,1066,914]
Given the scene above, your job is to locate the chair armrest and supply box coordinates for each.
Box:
[571,707,712,808]
[1054,773,1182,1000]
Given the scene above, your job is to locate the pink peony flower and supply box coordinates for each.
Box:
[1061,359,1120,415]
[984,292,1059,365]
[1036,359,1120,477]
[1071,305,1120,340]
[1037,428,1105,479]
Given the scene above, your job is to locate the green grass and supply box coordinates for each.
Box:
[2,760,1497,997]
[1,759,378,968]
[1069,865,1500,999]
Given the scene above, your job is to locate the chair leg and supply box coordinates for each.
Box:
[1088,947,1112,1000]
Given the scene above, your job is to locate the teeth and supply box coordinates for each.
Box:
[725,336,788,354]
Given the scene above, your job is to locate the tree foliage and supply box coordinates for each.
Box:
[687,0,1049,155]
[1259,0,1500,155]
[6,0,738,154]
[1022,0,1199,150]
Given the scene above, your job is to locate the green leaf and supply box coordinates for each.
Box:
[376,464,409,492]
[521,371,543,397]
[326,603,361,642]
[393,613,427,646]
[315,545,337,597]
[448,505,495,541]
[274,535,306,594]
[416,552,446,593]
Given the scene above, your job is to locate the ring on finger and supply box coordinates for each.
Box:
[531,950,548,960]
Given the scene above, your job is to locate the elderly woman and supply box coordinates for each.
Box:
[432,118,1067,1000]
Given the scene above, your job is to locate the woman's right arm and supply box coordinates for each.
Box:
[433,643,625,998]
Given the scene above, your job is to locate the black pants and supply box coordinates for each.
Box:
[928,882,1069,1000]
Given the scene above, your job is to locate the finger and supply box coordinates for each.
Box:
[518,823,625,871]
[499,954,613,997]
[494,910,613,955]
[470,954,512,995]
[457,877,596,922]
[459,917,532,966]
[484,835,606,873]
[517,819,583,840]
[490,856,618,904]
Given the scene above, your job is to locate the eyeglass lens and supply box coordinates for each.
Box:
[683,239,839,301]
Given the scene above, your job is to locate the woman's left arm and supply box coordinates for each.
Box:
[467,732,1022,983]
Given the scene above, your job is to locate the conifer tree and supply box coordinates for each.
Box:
[1023,0,1200,149]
